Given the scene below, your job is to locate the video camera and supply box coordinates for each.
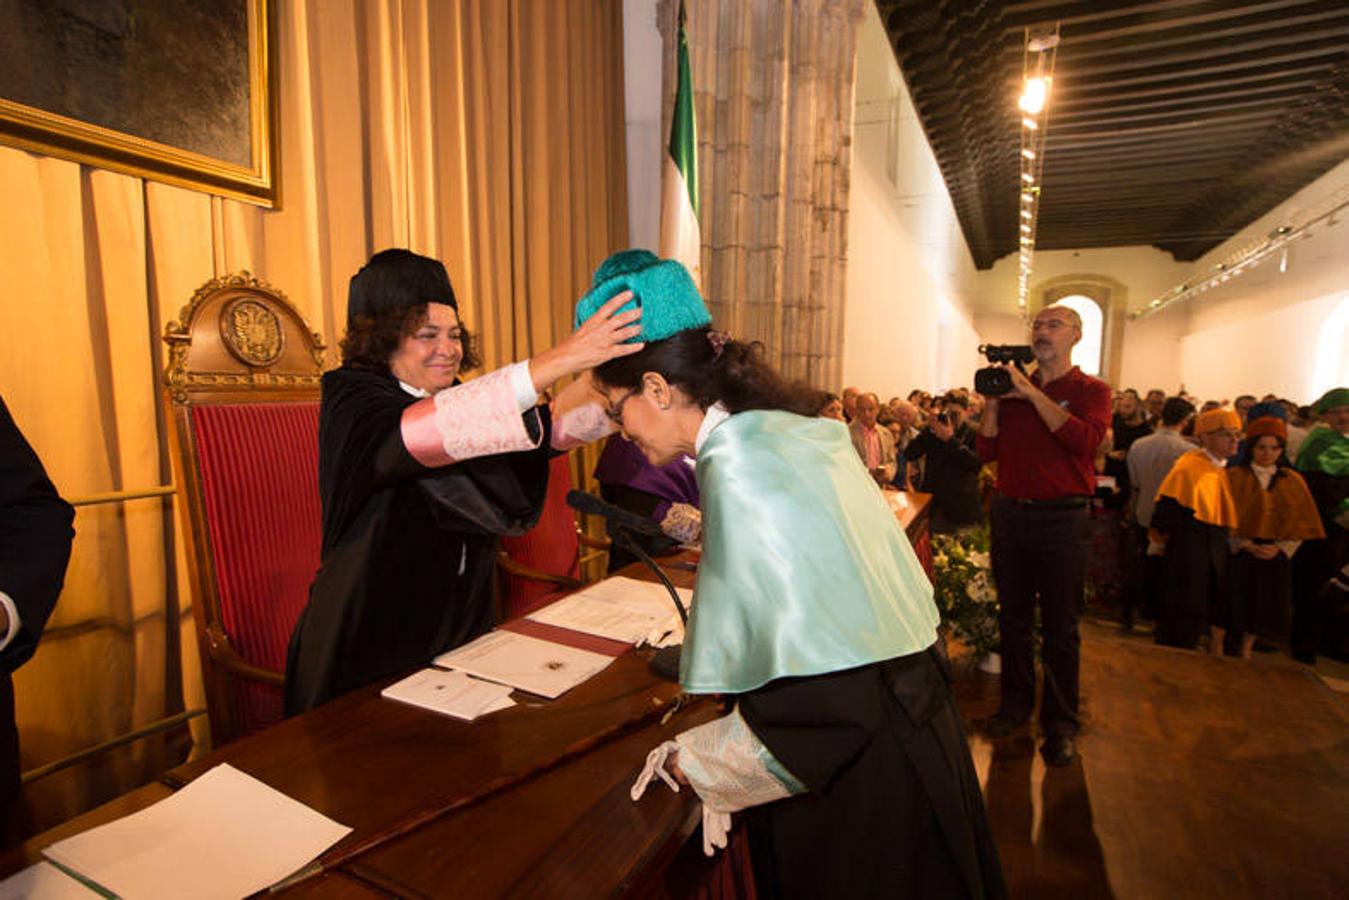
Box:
[974,344,1035,396]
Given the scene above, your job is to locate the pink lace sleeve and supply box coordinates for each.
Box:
[400,367,543,467]
[551,402,615,451]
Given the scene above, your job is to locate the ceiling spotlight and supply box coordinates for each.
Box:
[1022,117,1038,130]
[1021,172,1035,184]
[1028,32,1061,52]
[1021,149,1036,160]
[1019,78,1048,114]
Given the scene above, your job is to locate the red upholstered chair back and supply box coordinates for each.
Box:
[498,454,584,619]
[163,273,326,747]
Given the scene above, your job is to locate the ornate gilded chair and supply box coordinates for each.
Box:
[162,272,326,746]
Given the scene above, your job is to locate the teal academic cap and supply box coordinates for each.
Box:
[573,249,711,342]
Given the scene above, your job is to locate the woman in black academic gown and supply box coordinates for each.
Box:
[284,249,638,714]
[586,250,1004,899]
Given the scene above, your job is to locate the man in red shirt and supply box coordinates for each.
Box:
[975,305,1111,767]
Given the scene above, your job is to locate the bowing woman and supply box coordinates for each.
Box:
[584,251,1004,899]
[285,249,636,713]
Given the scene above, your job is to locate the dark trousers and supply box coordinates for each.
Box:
[990,497,1090,738]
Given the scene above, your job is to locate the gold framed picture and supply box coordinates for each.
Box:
[0,0,277,207]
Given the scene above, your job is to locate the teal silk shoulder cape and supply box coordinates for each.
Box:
[681,410,939,694]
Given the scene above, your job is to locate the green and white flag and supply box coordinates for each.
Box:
[659,4,700,286]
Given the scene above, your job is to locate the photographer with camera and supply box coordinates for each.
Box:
[975,305,1112,767]
[907,393,982,533]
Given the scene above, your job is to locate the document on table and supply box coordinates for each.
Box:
[381,668,516,720]
[434,630,613,699]
[526,575,692,643]
[42,763,351,900]
[0,862,102,899]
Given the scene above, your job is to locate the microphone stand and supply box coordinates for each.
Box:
[609,527,687,681]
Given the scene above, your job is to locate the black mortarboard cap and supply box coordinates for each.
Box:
[347,248,458,325]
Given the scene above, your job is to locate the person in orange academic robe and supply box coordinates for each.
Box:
[1150,409,1241,650]
[1215,416,1324,658]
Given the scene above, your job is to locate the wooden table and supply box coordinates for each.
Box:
[1,495,934,897]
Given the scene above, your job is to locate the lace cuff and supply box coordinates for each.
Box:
[675,705,805,813]
[400,366,542,467]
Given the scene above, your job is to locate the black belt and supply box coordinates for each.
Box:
[1006,495,1090,509]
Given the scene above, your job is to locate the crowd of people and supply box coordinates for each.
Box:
[828,368,1347,670]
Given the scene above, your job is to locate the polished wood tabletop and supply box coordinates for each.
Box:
[1,500,936,896]
[0,552,717,895]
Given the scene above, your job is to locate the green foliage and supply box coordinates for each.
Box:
[930,525,1000,658]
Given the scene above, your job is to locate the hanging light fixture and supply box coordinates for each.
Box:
[1129,184,1349,319]
[1015,24,1060,319]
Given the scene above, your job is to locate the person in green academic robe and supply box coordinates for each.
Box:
[584,250,1004,900]
[284,249,639,714]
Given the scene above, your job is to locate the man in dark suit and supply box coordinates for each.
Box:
[0,396,74,837]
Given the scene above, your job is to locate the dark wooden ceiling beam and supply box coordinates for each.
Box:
[878,1,1349,267]
[1059,48,1347,90]
[1030,0,1337,45]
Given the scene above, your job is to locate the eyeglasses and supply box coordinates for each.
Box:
[606,387,641,428]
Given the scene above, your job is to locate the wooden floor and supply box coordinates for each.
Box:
[953,621,1349,900]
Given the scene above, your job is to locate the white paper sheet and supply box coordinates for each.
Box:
[526,576,691,643]
[0,862,101,900]
[433,630,613,699]
[43,764,352,900]
[381,668,515,720]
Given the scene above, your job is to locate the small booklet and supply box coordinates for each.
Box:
[434,630,613,699]
[526,576,691,644]
[381,668,515,721]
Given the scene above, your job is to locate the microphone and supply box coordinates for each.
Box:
[566,490,689,681]
[565,490,670,541]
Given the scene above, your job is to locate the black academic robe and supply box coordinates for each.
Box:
[740,647,1005,900]
[0,397,74,825]
[284,368,551,714]
[1152,496,1227,649]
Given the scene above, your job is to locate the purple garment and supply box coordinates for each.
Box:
[592,435,700,522]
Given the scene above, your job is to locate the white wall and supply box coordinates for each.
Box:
[842,3,983,397]
[622,0,662,252]
[976,245,1192,390]
[1125,159,1349,404]
[972,156,1349,403]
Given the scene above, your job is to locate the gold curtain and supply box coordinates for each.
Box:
[658,0,863,388]
[0,0,627,831]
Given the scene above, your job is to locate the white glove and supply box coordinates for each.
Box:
[630,741,681,801]
[701,805,732,857]
[631,740,735,858]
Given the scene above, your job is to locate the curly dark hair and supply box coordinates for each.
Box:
[340,303,480,372]
[592,326,825,416]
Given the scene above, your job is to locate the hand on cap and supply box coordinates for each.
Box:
[531,292,644,391]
